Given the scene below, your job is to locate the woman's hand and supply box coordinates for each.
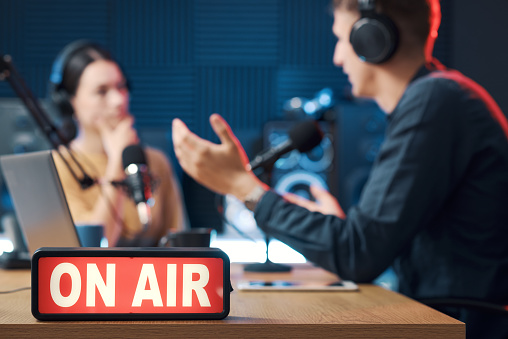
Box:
[97,115,139,160]
[94,115,139,182]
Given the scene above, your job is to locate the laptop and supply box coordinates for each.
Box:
[0,150,82,256]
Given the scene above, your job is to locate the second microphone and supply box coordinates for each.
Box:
[121,144,155,227]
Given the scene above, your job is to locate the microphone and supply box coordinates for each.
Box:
[121,145,153,227]
[247,120,323,171]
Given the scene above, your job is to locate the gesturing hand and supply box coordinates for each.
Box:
[172,114,264,200]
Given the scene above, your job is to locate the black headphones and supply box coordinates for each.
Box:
[48,40,100,143]
[349,0,399,64]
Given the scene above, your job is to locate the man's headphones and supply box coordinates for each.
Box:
[349,0,399,64]
[48,40,103,143]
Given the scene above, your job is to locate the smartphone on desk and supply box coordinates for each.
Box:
[236,279,359,291]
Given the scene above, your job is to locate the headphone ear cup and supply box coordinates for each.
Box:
[51,88,73,117]
[58,116,78,145]
[48,40,96,145]
[51,88,77,144]
[350,14,399,64]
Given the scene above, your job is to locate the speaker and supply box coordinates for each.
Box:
[349,0,399,64]
[0,98,53,158]
[264,120,338,200]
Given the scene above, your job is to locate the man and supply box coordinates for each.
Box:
[173,0,508,336]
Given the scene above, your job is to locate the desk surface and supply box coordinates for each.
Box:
[0,263,464,338]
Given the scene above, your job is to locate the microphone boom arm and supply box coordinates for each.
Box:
[0,53,95,190]
[1,54,67,149]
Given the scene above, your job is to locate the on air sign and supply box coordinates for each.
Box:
[32,248,230,320]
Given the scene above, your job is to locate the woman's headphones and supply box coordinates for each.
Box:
[48,40,106,143]
[49,40,97,119]
[349,0,399,64]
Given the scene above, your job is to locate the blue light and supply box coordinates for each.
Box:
[316,88,333,107]
[303,101,318,114]
[318,94,331,106]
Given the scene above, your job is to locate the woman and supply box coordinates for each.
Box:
[50,40,187,247]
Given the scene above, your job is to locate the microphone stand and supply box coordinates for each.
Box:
[0,53,94,268]
[244,161,291,273]
[0,53,94,189]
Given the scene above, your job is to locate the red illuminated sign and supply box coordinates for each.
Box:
[32,248,230,320]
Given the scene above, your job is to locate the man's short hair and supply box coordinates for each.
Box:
[332,0,440,53]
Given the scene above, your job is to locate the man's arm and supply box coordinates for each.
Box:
[172,114,267,201]
[172,82,459,282]
[254,79,463,282]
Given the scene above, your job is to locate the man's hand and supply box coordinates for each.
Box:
[284,185,346,218]
[172,114,265,200]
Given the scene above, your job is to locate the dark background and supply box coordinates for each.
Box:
[1,0,507,232]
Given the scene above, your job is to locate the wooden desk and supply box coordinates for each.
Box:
[0,263,464,338]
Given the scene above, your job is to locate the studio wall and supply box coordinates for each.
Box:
[0,0,456,230]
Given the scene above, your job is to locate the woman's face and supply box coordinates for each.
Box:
[71,59,130,131]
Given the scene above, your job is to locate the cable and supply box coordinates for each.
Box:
[214,194,259,244]
[0,286,31,294]
[64,147,130,239]
[55,147,96,190]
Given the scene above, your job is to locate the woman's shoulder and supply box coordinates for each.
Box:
[144,146,173,172]
[144,145,165,159]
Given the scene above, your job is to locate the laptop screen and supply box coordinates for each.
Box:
[0,150,81,255]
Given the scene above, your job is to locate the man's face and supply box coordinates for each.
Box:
[332,9,376,98]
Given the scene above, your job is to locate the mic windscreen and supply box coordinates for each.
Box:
[288,120,323,153]
[122,144,147,169]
